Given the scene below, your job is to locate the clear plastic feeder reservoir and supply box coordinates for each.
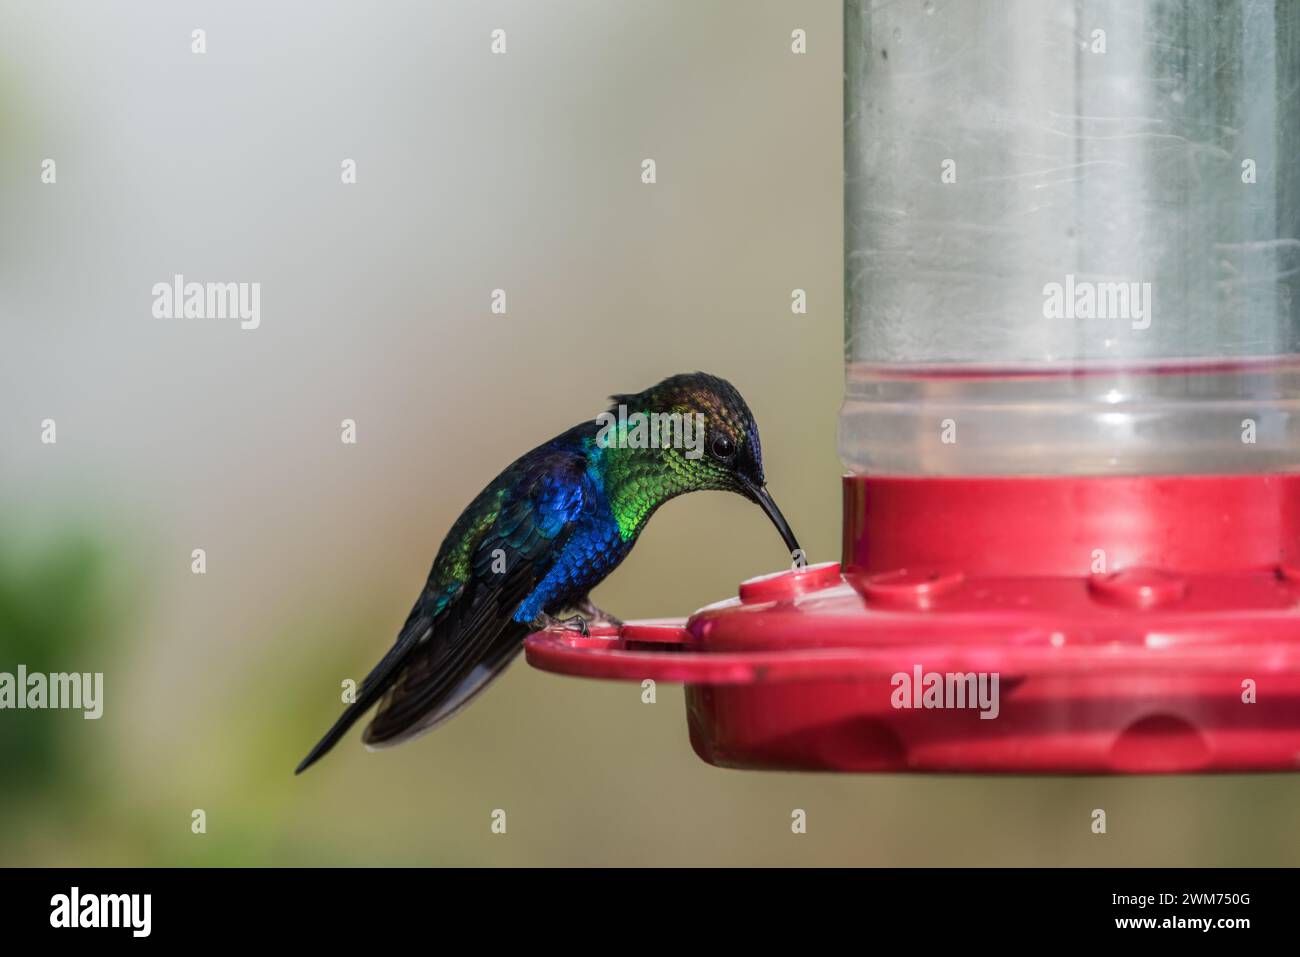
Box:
[841,0,1300,477]
[526,0,1300,773]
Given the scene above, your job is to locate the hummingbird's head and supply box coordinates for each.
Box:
[603,372,802,558]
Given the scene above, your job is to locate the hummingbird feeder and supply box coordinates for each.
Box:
[525,0,1300,773]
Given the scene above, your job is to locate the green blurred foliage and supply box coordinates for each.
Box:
[0,534,113,818]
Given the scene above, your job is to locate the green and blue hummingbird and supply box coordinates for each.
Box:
[295,372,800,773]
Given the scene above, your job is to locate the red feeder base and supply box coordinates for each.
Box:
[525,473,1300,773]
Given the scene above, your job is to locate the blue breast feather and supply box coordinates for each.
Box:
[511,472,627,624]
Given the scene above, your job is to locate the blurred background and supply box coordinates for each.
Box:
[0,0,1295,866]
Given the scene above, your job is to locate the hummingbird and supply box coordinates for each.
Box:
[295,372,801,773]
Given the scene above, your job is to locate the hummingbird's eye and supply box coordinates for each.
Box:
[710,433,736,462]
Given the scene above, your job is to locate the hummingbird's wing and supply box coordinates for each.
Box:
[294,446,591,772]
[362,449,593,746]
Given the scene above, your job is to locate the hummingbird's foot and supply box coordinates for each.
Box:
[531,613,591,637]
[574,597,624,630]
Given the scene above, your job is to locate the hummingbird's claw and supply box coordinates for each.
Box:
[575,597,623,631]
[531,613,590,637]
[532,599,623,637]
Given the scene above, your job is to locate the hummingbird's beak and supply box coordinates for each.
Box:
[739,476,802,558]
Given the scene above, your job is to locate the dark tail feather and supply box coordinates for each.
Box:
[294,614,432,775]
[361,626,525,748]
[294,698,372,775]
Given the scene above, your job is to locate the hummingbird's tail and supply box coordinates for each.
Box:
[293,703,366,775]
[360,626,525,749]
[293,611,433,775]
